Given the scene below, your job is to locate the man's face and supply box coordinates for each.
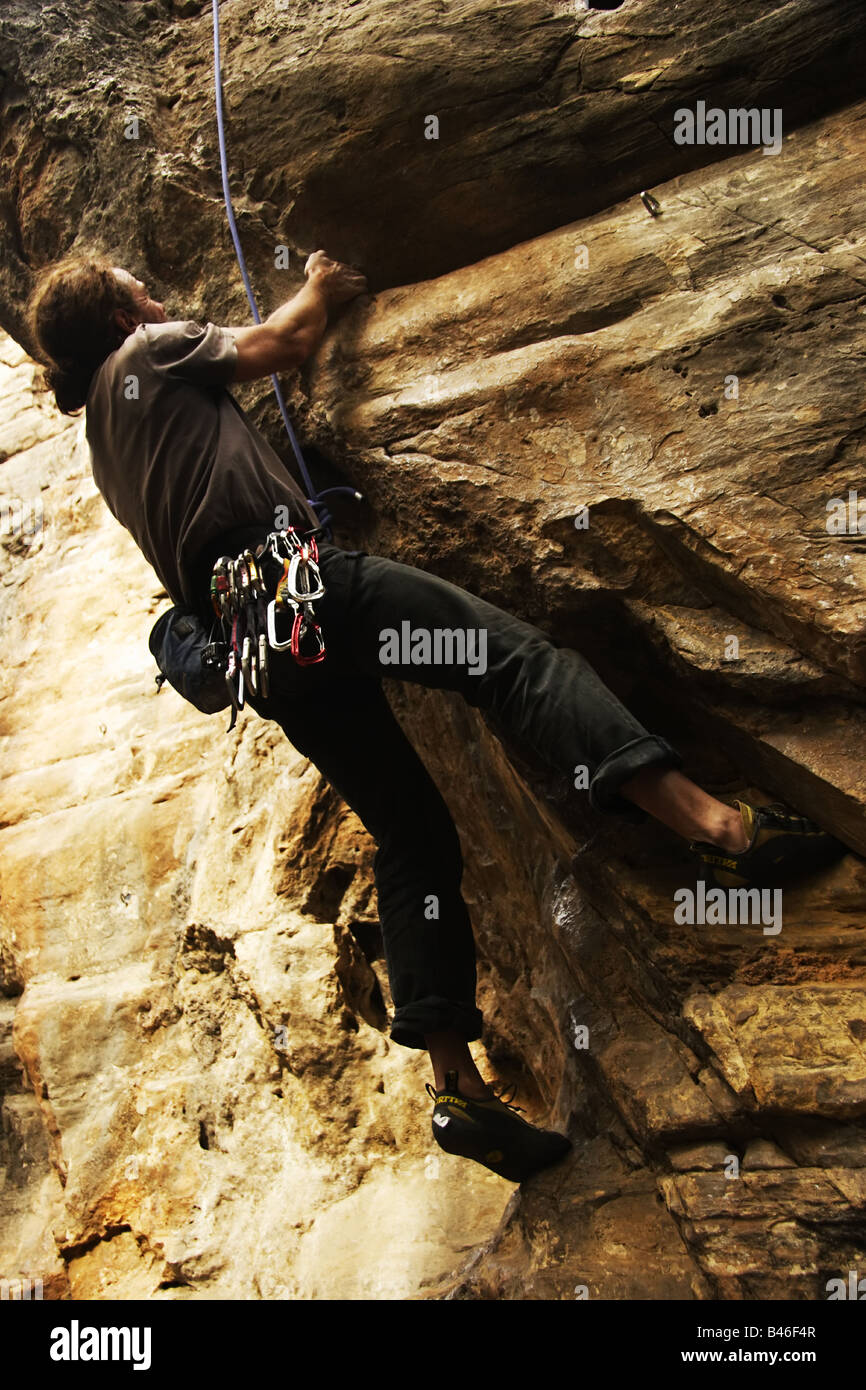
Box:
[112,267,168,334]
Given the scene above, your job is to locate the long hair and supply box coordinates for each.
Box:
[26,257,140,416]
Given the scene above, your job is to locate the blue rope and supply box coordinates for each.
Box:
[211,0,358,536]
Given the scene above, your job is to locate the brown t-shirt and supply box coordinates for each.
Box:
[85,319,318,607]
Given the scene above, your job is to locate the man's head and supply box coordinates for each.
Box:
[27,256,168,416]
[109,268,167,334]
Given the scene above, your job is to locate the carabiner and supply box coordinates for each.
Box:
[286,552,325,603]
[267,598,296,650]
[291,609,326,665]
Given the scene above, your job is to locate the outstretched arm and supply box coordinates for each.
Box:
[227,251,367,381]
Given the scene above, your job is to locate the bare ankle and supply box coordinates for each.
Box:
[457,1076,494,1100]
[426,1032,491,1097]
[705,805,749,853]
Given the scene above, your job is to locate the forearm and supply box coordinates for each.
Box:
[263,278,329,356]
[226,252,367,379]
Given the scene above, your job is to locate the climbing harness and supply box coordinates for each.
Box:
[209,527,327,730]
[211,0,361,538]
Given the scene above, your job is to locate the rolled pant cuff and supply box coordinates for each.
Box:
[588,735,683,819]
[390,997,485,1052]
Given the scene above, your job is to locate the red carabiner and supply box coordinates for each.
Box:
[291,610,326,665]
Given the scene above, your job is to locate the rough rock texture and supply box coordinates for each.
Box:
[2,0,866,1300]
[2,0,866,341]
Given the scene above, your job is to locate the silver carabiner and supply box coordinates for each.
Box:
[267,598,296,650]
[286,553,325,603]
[265,531,290,564]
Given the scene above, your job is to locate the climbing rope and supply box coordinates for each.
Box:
[211,0,359,536]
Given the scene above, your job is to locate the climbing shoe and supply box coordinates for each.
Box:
[691,800,846,889]
[426,1069,572,1183]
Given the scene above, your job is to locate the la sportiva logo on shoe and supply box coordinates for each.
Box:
[674,882,783,935]
[701,853,738,870]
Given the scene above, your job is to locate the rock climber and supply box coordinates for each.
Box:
[26,252,844,1184]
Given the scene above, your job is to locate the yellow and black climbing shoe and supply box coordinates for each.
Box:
[691,801,845,890]
[426,1070,571,1183]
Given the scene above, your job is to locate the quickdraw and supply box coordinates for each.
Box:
[210,527,326,729]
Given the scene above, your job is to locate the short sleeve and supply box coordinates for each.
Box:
[137,320,238,388]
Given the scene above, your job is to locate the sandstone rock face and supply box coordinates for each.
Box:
[2,0,866,1301]
[0,332,506,1299]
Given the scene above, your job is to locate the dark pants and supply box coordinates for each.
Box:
[200,537,681,1050]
